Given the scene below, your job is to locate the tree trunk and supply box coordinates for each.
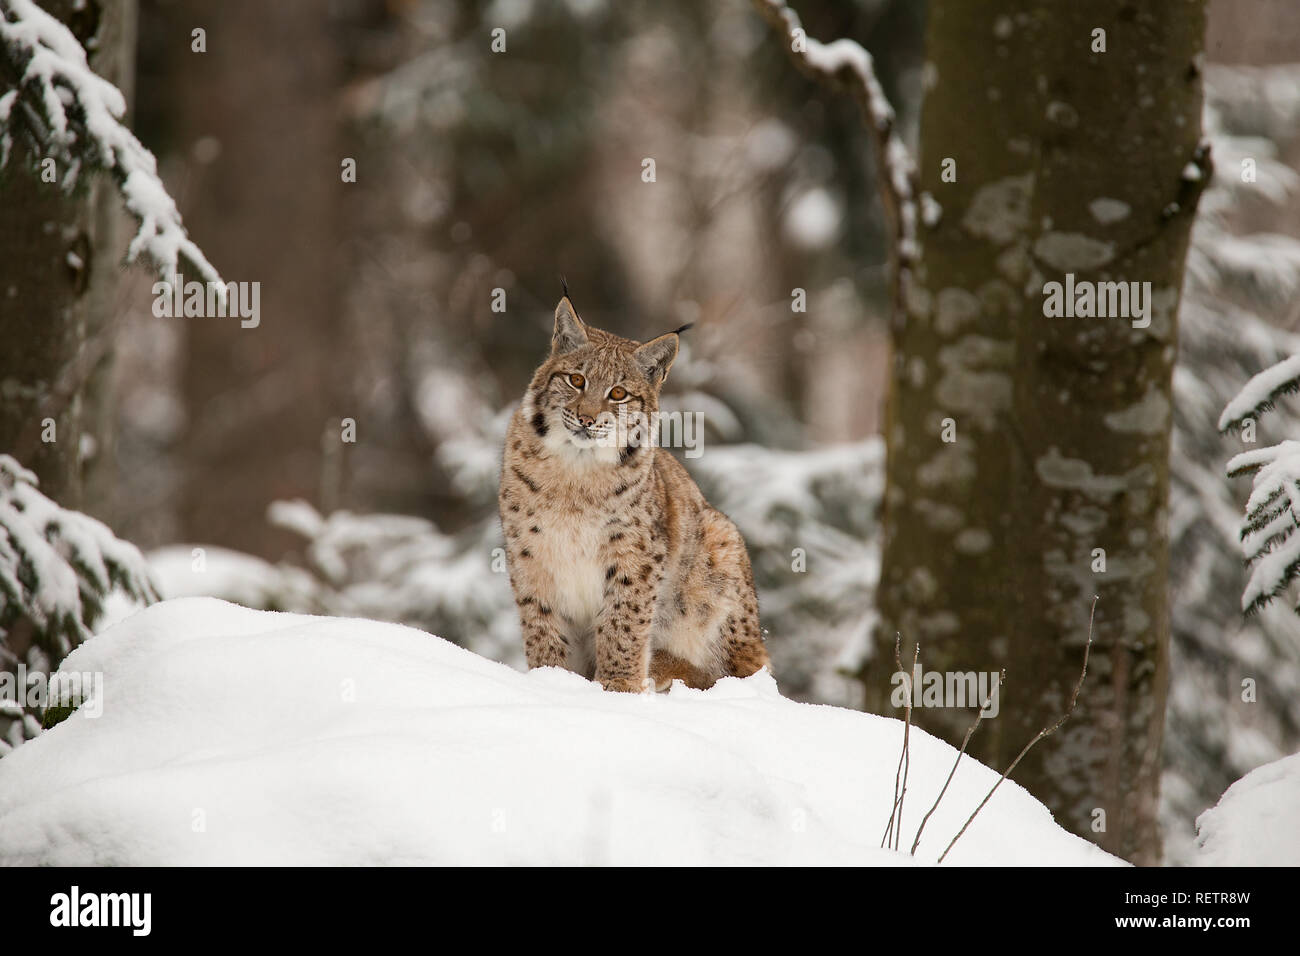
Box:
[160,0,348,559]
[865,0,1207,864]
[0,0,134,510]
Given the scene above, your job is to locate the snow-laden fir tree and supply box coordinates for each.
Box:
[1162,62,1300,862]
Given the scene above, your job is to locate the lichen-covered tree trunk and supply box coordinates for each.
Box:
[864,1,1207,864]
[0,0,134,510]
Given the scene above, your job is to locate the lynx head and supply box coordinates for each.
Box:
[524,293,686,465]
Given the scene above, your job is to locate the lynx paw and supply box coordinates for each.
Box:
[599,676,654,694]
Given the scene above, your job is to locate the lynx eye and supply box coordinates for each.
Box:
[608,386,628,401]
[568,373,586,389]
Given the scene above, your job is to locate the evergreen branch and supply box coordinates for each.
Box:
[1219,354,1300,433]
[0,0,221,288]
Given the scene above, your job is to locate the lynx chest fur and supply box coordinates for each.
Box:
[498,293,770,693]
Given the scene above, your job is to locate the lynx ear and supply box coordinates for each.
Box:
[552,296,588,355]
[633,331,681,387]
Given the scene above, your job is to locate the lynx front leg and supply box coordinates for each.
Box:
[594,609,652,692]
[594,549,662,692]
[516,595,569,670]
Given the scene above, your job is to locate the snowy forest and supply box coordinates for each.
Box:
[1,0,1299,876]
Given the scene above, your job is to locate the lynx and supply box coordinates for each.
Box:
[499,291,770,693]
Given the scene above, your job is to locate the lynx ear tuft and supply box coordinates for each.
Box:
[552,295,588,355]
[633,332,680,387]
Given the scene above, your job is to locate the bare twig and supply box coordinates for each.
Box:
[880,631,903,846]
[936,596,1100,864]
[880,632,917,849]
[880,790,902,848]
[749,0,919,332]
[895,637,918,851]
[910,668,1004,855]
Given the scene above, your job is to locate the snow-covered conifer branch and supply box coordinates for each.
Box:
[1224,437,1300,613]
[1221,354,1300,613]
[0,452,160,752]
[0,0,220,287]
[1219,354,1300,433]
[0,454,159,658]
[750,0,919,323]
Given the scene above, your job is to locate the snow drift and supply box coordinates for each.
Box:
[1195,751,1300,866]
[0,598,1120,866]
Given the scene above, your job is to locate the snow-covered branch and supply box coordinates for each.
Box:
[1219,354,1300,432]
[0,452,159,753]
[0,454,159,656]
[0,0,220,287]
[1225,435,1300,613]
[750,0,919,323]
[1220,357,1300,614]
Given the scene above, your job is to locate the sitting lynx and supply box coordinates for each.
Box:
[499,291,770,693]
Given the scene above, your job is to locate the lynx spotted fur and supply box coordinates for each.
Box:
[499,293,769,692]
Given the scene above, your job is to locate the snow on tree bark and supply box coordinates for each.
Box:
[0,0,138,506]
[865,1,1209,865]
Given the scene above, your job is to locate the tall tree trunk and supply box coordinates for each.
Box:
[0,0,134,510]
[865,0,1207,864]
[160,0,347,559]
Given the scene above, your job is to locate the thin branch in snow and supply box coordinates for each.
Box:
[937,596,1097,864]
[909,668,1004,856]
[880,631,917,850]
[894,636,917,852]
[750,0,919,330]
[0,0,221,289]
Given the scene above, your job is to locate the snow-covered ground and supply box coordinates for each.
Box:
[0,598,1121,866]
[1194,751,1300,866]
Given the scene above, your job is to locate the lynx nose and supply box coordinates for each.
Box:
[576,413,596,428]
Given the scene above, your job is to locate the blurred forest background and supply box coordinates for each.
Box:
[4,0,1300,865]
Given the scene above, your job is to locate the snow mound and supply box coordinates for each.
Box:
[0,599,1121,866]
[1195,751,1300,866]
